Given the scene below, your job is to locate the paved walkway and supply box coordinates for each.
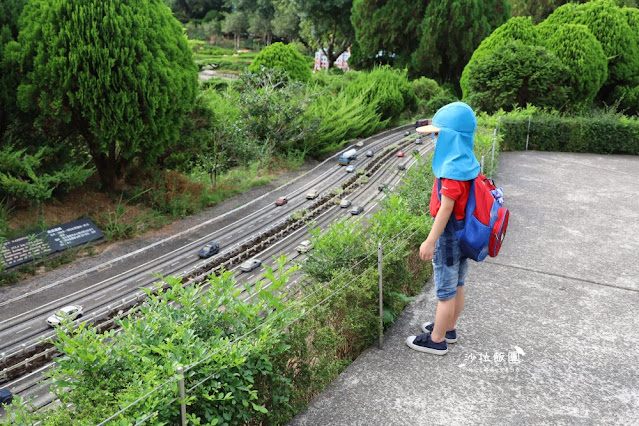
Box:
[289,151,639,425]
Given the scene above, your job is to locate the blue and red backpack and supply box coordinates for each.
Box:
[437,174,509,261]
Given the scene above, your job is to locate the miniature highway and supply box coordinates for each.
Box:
[0,125,434,417]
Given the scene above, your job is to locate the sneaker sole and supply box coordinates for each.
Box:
[421,322,458,344]
[405,336,448,355]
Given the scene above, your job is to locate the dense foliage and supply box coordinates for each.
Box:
[540,0,639,96]
[248,42,312,83]
[350,0,426,70]
[465,42,571,113]
[496,107,639,154]
[412,0,512,87]
[541,24,608,106]
[344,66,417,122]
[17,0,199,190]
[463,0,639,114]
[460,16,540,98]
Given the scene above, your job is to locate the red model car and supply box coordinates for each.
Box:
[397,151,405,157]
[275,196,288,206]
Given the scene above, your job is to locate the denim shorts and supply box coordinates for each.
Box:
[432,229,469,300]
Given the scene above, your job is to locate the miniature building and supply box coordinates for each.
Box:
[314,47,351,72]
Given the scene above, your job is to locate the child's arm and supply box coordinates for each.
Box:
[419,194,455,262]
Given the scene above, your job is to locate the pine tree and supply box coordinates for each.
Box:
[17,0,198,190]
[412,0,511,88]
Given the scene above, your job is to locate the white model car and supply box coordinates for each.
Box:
[296,240,314,253]
[240,258,262,272]
[47,305,83,327]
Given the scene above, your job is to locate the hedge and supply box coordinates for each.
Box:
[500,114,639,154]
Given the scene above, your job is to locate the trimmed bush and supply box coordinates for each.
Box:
[464,42,571,113]
[248,42,312,83]
[541,24,608,106]
[541,0,639,87]
[461,17,539,97]
[500,113,639,154]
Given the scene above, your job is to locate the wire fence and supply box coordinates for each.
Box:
[87,210,433,425]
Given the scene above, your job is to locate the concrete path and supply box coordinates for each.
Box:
[289,151,639,425]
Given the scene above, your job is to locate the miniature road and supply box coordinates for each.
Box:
[289,151,639,425]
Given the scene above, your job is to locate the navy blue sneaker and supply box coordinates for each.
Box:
[421,322,458,343]
[405,333,448,355]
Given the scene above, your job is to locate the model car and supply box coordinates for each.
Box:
[275,196,288,206]
[339,199,352,208]
[349,206,364,215]
[397,151,405,157]
[397,163,406,170]
[306,190,319,199]
[240,258,262,272]
[345,165,355,173]
[296,240,314,253]
[366,150,374,157]
[198,241,220,258]
[0,389,13,405]
[47,305,83,327]
[415,138,422,145]
[355,141,364,147]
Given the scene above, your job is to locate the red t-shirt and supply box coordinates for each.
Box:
[430,178,472,220]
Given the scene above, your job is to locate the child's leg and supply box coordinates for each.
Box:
[431,298,455,343]
[452,285,465,327]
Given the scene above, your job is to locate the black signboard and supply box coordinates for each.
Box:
[1,218,104,269]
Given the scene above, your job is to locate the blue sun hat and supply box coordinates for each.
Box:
[416,102,480,181]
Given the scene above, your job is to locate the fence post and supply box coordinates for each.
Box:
[378,243,384,350]
[177,366,187,426]
[491,128,497,177]
[480,155,485,175]
[526,116,531,151]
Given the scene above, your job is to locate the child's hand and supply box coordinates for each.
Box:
[419,240,435,262]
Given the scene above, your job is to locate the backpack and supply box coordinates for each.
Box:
[437,174,509,261]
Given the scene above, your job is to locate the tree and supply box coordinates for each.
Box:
[460,17,540,98]
[236,68,318,160]
[294,0,355,69]
[412,0,511,88]
[465,41,571,113]
[351,0,427,69]
[17,0,199,191]
[162,0,230,21]
[542,24,608,106]
[222,10,249,49]
[248,42,312,83]
[272,0,301,42]
[0,0,26,136]
[541,0,639,91]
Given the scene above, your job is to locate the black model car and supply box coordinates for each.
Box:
[0,388,13,405]
[198,241,220,258]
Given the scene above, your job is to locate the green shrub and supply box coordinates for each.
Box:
[499,112,639,154]
[345,66,417,121]
[541,0,639,88]
[461,17,539,97]
[541,24,608,106]
[424,91,459,115]
[303,88,388,156]
[411,77,442,102]
[248,42,312,83]
[465,42,571,113]
[612,84,639,115]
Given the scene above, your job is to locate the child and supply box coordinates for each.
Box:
[406,102,481,355]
